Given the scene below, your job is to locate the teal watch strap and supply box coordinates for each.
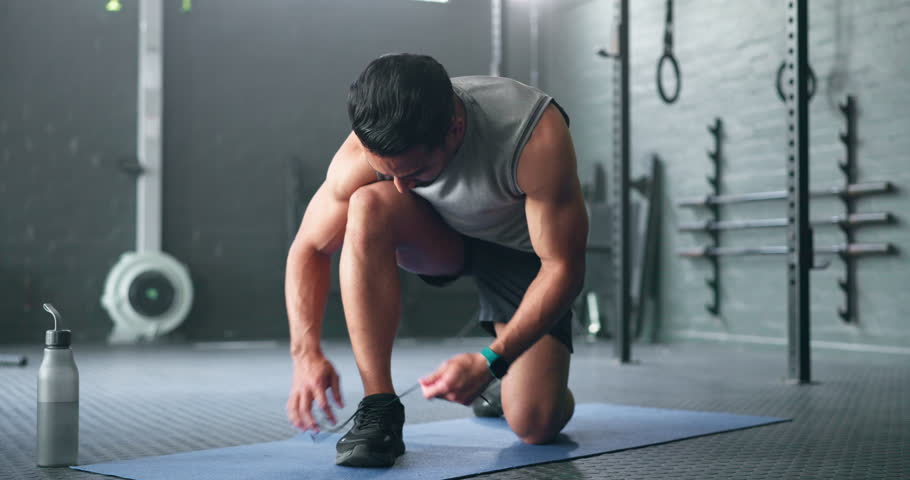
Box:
[480,347,499,364]
[480,347,509,379]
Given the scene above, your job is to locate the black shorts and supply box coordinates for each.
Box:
[418,236,574,353]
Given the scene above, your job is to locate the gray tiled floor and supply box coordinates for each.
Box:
[1,338,907,479]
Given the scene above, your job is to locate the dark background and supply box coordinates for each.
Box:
[2,0,908,351]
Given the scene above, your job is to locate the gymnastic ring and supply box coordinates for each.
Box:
[776,61,816,102]
[656,52,681,104]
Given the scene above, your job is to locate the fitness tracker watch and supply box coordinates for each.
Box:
[480,347,510,379]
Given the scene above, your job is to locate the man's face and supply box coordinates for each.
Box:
[366,145,449,194]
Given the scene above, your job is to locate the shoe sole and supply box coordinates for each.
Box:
[335,444,404,468]
[472,399,503,418]
[472,380,503,418]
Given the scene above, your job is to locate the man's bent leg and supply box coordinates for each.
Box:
[341,181,465,396]
[493,323,574,445]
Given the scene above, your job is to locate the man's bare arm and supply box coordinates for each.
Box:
[489,105,589,362]
[285,132,376,360]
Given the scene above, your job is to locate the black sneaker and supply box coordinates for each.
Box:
[471,379,503,418]
[335,393,405,467]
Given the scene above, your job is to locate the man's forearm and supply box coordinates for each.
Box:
[488,260,584,363]
[285,244,332,360]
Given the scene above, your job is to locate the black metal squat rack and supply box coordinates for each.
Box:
[595,0,633,363]
[677,1,898,384]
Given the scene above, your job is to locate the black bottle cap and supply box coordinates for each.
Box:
[45,330,72,348]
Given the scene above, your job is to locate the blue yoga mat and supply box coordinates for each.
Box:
[72,403,788,480]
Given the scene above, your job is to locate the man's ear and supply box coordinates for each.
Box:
[449,116,464,137]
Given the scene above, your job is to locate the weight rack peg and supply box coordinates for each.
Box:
[676,243,896,258]
[677,181,893,208]
[678,212,893,232]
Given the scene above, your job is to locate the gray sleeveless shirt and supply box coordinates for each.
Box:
[410,76,567,253]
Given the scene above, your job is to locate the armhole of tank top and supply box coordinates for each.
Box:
[511,96,555,197]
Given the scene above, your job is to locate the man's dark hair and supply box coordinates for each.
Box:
[348,53,454,156]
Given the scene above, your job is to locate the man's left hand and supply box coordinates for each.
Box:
[419,353,492,405]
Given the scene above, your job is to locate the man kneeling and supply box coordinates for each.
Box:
[285,53,588,467]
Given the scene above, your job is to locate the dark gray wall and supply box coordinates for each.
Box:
[161,0,493,341]
[1,0,493,344]
[12,0,905,351]
[502,0,533,86]
[541,0,910,350]
[1,2,138,344]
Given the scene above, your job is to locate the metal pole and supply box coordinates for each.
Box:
[490,0,502,77]
[137,0,163,252]
[529,0,540,87]
[786,0,811,384]
[613,0,632,363]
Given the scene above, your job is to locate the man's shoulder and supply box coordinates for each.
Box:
[516,104,574,195]
[452,76,540,94]
[326,133,379,201]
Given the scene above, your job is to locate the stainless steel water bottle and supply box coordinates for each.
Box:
[36,303,79,467]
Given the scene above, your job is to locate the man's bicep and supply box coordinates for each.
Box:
[292,183,349,256]
[520,107,588,265]
[525,182,588,267]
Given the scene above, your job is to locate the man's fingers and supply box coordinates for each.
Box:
[299,391,317,432]
[420,367,444,388]
[331,374,343,408]
[315,389,336,425]
[422,382,445,399]
[287,393,301,428]
[423,370,459,399]
[421,369,448,398]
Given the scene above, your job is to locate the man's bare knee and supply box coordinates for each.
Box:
[507,405,567,445]
[510,413,562,445]
[344,182,463,275]
[505,387,575,445]
[348,184,394,220]
[346,184,396,242]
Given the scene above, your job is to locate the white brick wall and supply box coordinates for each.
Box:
[543,0,910,348]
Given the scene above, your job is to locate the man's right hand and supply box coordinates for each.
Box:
[287,353,344,432]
